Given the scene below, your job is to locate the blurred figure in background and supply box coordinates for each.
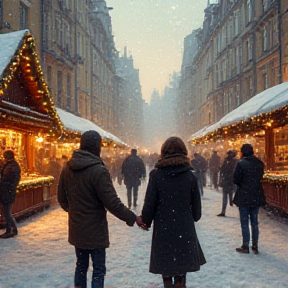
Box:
[209,150,221,190]
[217,150,238,217]
[121,149,146,209]
[0,150,21,238]
[191,153,207,196]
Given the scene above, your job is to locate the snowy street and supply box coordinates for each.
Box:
[1,182,288,288]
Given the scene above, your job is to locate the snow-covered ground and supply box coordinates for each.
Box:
[1,181,288,288]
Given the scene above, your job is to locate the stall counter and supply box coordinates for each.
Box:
[0,176,54,228]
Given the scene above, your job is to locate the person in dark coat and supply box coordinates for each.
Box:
[121,149,146,208]
[0,150,21,239]
[136,137,206,288]
[209,150,221,190]
[233,144,266,254]
[217,150,238,217]
[191,153,206,196]
[58,130,138,288]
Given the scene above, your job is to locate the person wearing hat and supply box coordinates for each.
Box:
[217,150,238,217]
[121,148,146,209]
[58,130,138,288]
[233,144,266,254]
[137,136,206,288]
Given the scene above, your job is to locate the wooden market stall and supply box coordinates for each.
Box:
[0,30,63,226]
[35,107,129,203]
[189,82,288,217]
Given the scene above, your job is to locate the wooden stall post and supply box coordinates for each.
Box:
[265,128,275,171]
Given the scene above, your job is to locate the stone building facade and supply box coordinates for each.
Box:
[0,0,145,145]
[115,48,144,146]
[178,0,288,140]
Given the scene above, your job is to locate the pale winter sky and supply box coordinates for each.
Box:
[106,0,208,103]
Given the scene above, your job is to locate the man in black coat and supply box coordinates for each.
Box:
[121,149,146,209]
[58,130,138,288]
[0,150,21,239]
[217,150,238,217]
[233,144,266,254]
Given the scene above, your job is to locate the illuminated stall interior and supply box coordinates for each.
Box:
[189,82,288,216]
[0,30,63,224]
[189,82,288,172]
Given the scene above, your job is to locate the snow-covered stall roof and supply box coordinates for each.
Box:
[0,30,28,77]
[189,82,288,144]
[0,30,62,138]
[56,108,128,147]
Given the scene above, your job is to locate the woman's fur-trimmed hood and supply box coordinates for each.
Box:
[155,137,191,168]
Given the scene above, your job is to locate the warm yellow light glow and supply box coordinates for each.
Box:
[36,137,44,143]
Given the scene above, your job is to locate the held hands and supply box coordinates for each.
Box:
[136,216,149,231]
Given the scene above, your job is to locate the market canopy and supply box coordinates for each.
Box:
[189,82,288,145]
[56,107,128,147]
[0,30,62,138]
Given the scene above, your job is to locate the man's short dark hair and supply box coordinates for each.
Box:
[3,150,15,160]
[131,149,137,155]
[241,144,254,157]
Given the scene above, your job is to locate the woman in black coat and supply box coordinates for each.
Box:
[137,137,206,288]
[0,150,21,238]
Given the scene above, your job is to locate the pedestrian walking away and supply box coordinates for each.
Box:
[191,153,206,196]
[121,148,146,209]
[0,150,21,239]
[58,130,139,288]
[209,150,221,190]
[217,150,238,217]
[233,144,266,254]
[137,136,206,288]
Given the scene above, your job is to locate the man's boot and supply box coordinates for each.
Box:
[174,274,186,288]
[0,228,14,239]
[236,244,249,253]
[252,242,258,254]
[162,276,173,288]
[91,278,104,288]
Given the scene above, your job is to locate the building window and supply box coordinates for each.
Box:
[57,71,63,105]
[272,18,278,46]
[248,37,252,61]
[67,74,71,109]
[263,27,267,51]
[47,66,52,86]
[247,0,252,23]
[234,10,239,36]
[20,4,28,29]
[263,73,268,90]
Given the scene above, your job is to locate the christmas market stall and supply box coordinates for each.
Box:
[34,107,129,201]
[0,30,63,226]
[189,82,288,216]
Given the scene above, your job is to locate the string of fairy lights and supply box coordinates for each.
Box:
[190,106,288,146]
[0,32,63,139]
[189,102,288,184]
[0,32,127,192]
[0,31,124,147]
[17,176,54,192]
